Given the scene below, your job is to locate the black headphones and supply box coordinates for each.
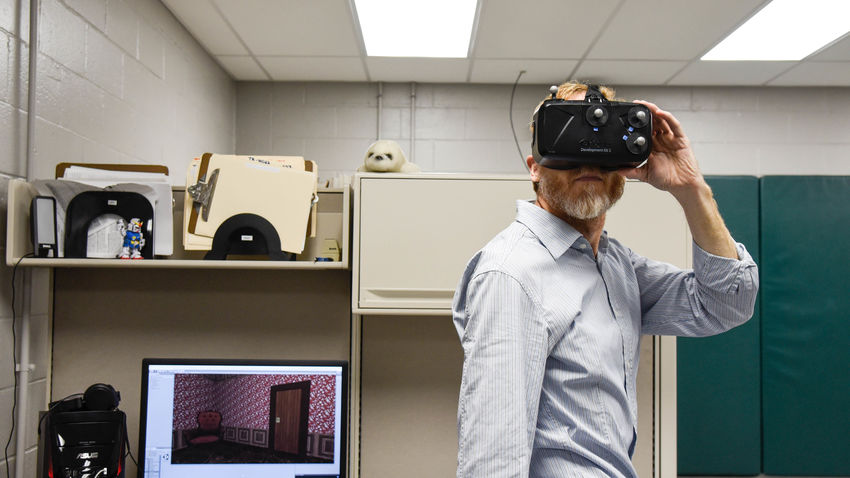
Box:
[50,383,121,413]
[83,383,121,411]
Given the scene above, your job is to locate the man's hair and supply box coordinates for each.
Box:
[544,81,616,106]
[530,80,616,193]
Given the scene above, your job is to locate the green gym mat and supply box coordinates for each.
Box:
[761,176,850,475]
[677,176,761,475]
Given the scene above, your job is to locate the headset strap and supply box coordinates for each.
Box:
[584,84,606,102]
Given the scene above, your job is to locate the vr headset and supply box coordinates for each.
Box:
[531,85,652,170]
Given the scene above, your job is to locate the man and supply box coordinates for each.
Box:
[452,81,759,478]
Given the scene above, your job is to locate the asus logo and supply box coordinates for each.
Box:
[76,452,99,460]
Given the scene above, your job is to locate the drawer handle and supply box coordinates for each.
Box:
[366,288,455,299]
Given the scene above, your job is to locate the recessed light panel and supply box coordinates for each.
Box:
[702,0,850,61]
[354,0,477,57]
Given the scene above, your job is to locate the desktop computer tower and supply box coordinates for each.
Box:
[36,385,126,478]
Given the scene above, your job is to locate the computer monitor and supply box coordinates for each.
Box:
[138,358,347,478]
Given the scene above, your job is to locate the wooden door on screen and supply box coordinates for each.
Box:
[270,381,311,456]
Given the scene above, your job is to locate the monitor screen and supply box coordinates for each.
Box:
[138,358,347,478]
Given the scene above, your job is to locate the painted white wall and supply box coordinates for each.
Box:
[235,82,850,185]
[0,0,235,476]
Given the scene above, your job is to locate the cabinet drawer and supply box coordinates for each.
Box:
[354,175,532,313]
[352,174,690,314]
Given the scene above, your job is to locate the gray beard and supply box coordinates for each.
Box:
[557,191,614,220]
[539,180,618,220]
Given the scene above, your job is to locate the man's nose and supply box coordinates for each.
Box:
[577,165,606,174]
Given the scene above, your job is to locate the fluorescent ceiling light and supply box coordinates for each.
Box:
[354,0,477,57]
[702,0,850,61]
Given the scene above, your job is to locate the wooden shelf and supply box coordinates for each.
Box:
[6,179,351,270]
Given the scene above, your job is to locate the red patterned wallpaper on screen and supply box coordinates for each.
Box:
[172,374,216,430]
[172,374,336,434]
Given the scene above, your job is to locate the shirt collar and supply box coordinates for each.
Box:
[515,200,583,259]
[515,200,610,259]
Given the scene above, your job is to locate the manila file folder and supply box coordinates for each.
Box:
[185,154,317,254]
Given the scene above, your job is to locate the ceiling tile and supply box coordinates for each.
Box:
[587,0,765,60]
[473,0,619,59]
[366,58,469,83]
[572,60,688,85]
[808,34,850,61]
[768,62,850,86]
[668,61,796,86]
[258,56,367,82]
[216,55,269,80]
[162,0,246,55]
[469,59,579,84]
[163,0,845,86]
[214,0,361,56]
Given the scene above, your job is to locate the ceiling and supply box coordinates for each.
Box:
[161,0,850,86]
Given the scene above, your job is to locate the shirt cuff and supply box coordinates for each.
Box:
[692,241,756,293]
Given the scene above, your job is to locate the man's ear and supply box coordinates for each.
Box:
[527,155,541,181]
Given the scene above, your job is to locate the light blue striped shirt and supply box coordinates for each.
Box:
[453,200,759,478]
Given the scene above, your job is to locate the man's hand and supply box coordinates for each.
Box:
[617,100,706,197]
[617,100,738,259]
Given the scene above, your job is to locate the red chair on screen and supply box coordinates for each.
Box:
[184,410,222,445]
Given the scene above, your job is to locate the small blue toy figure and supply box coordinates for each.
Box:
[118,218,145,259]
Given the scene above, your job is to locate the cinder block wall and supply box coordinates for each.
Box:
[0,0,234,476]
[236,82,850,183]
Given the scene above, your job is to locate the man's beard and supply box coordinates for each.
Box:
[538,171,625,220]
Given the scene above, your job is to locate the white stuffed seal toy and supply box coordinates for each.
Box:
[358,140,421,173]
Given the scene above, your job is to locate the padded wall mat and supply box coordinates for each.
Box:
[761,176,850,475]
[677,176,761,475]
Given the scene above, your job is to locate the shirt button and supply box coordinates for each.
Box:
[579,244,586,249]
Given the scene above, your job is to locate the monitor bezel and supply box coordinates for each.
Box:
[138,357,348,478]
